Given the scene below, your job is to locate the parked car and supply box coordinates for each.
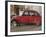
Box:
[11,10,41,26]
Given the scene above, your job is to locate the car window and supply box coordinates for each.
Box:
[35,13,38,16]
[22,11,29,16]
[24,12,28,15]
[22,10,40,16]
[29,12,39,16]
[29,12,34,16]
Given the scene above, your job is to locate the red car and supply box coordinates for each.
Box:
[11,10,41,26]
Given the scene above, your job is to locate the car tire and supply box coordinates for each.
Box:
[11,21,17,28]
[36,23,40,26]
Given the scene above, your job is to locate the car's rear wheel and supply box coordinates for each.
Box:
[36,22,41,26]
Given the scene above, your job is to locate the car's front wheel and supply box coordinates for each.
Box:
[11,21,17,28]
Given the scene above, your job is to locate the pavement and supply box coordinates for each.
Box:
[10,24,41,32]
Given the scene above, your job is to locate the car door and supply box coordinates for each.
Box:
[28,11,34,23]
